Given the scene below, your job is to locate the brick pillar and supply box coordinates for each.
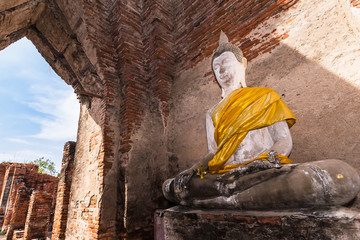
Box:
[0,165,7,206]
[5,185,31,240]
[23,191,53,240]
[0,164,10,227]
[2,167,27,232]
[51,141,76,240]
[0,167,14,218]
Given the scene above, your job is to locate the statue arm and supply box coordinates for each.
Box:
[206,109,217,155]
[267,120,293,156]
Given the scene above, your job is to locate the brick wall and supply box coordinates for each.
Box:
[6,186,31,239]
[142,0,175,126]
[0,163,58,238]
[0,166,15,216]
[51,142,75,240]
[3,166,29,230]
[67,194,99,239]
[23,191,53,240]
[110,2,146,238]
[173,0,298,71]
[112,0,145,161]
[64,100,104,240]
[115,1,176,238]
[0,165,6,207]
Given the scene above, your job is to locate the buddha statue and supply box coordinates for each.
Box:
[162,31,360,209]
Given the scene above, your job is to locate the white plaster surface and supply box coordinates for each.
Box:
[245,0,360,168]
[170,0,360,173]
[65,97,103,238]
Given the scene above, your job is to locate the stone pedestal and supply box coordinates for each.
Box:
[155,206,360,240]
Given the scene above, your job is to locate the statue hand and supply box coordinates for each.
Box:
[174,168,196,199]
[219,160,273,180]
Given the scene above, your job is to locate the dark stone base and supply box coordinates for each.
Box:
[154,206,360,240]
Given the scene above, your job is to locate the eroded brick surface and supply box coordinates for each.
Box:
[23,191,53,240]
[51,142,75,240]
[0,163,58,239]
[2,0,360,239]
[173,0,298,70]
[158,206,360,240]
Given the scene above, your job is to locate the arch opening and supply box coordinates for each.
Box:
[0,37,79,171]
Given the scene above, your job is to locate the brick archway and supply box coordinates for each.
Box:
[0,0,103,96]
[0,1,112,239]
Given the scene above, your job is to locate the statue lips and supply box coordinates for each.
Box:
[219,73,232,84]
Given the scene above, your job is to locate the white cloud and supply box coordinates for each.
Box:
[0,149,56,164]
[27,84,80,141]
[18,68,49,82]
[6,138,31,145]
[0,37,77,171]
[0,38,40,71]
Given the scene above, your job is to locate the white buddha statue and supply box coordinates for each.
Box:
[162,32,360,209]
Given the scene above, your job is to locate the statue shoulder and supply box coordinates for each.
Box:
[207,103,218,117]
[250,87,281,98]
[252,87,276,92]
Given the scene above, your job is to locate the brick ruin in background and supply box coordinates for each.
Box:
[1,0,360,239]
[0,162,58,239]
[52,141,75,240]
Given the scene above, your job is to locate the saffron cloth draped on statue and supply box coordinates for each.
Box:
[208,87,296,174]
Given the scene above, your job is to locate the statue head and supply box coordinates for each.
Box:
[212,31,247,97]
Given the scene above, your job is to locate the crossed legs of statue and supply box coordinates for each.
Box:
[163,159,360,209]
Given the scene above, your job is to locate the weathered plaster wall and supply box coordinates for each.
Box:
[123,107,169,238]
[347,0,360,37]
[65,97,103,239]
[168,0,301,171]
[246,0,360,169]
[169,0,360,174]
[168,59,219,171]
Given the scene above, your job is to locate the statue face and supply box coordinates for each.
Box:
[212,51,246,91]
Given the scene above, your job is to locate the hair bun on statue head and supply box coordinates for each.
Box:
[212,31,244,64]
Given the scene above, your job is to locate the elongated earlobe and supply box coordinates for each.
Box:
[243,57,247,69]
[221,88,225,98]
[240,79,247,88]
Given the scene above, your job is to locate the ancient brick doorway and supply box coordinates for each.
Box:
[0,36,78,238]
[0,1,106,238]
[0,37,79,170]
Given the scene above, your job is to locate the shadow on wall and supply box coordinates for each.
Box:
[246,43,360,170]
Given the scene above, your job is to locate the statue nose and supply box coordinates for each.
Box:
[219,66,225,74]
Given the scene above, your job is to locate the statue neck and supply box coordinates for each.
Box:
[222,87,239,98]
[221,79,246,99]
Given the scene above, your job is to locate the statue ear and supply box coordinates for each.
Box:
[242,57,247,69]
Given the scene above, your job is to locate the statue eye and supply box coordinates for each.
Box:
[222,59,230,64]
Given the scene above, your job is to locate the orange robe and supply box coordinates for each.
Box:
[208,87,296,174]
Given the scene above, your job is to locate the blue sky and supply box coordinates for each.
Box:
[0,38,79,172]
